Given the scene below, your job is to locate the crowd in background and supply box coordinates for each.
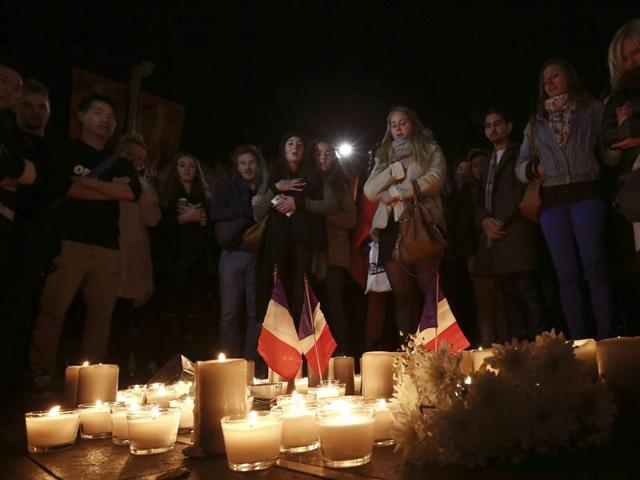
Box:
[0,18,639,391]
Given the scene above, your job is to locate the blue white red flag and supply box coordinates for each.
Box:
[298,283,337,375]
[257,278,302,379]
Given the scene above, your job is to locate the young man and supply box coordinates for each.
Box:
[29,94,141,386]
[211,145,262,362]
[474,108,544,342]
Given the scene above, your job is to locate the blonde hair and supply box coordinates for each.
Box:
[608,19,640,89]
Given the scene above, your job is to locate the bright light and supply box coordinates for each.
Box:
[218,352,226,361]
[337,143,353,159]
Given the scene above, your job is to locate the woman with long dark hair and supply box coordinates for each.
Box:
[516,59,612,340]
[364,106,447,341]
[254,133,337,327]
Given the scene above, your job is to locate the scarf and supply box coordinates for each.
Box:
[483,150,498,212]
[544,94,575,150]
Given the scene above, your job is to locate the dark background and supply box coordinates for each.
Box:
[2,0,637,166]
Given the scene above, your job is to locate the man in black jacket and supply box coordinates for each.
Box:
[211,145,262,361]
[474,108,544,342]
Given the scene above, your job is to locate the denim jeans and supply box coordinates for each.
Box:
[540,198,613,339]
[218,250,260,360]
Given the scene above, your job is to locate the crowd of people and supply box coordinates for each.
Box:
[0,18,639,391]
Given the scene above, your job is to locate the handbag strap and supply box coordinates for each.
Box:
[530,113,539,165]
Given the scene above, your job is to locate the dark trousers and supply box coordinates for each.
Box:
[321,266,351,355]
[494,271,544,341]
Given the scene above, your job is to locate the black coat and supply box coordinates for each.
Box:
[474,142,540,276]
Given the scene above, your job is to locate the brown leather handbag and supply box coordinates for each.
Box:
[518,114,543,222]
[392,181,446,267]
[241,216,267,253]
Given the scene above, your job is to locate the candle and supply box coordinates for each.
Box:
[273,402,319,453]
[471,347,496,372]
[77,364,119,405]
[110,402,140,445]
[313,380,345,400]
[333,357,355,395]
[220,411,283,471]
[361,351,395,400]
[191,357,247,456]
[354,374,362,395]
[145,385,176,407]
[170,397,194,432]
[127,406,180,455]
[459,350,474,376]
[117,389,145,406]
[307,362,329,387]
[172,381,193,397]
[249,381,288,400]
[365,399,394,446]
[78,401,114,439]
[246,360,255,385]
[276,392,317,407]
[596,337,640,413]
[294,377,309,394]
[63,361,89,408]
[315,406,375,468]
[572,338,597,379]
[25,406,80,453]
[319,396,364,411]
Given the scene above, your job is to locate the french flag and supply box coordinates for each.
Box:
[257,278,303,380]
[298,283,337,375]
[415,275,470,352]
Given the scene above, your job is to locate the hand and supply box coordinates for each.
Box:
[274,195,296,215]
[481,217,506,240]
[536,163,545,176]
[275,178,306,192]
[616,102,633,126]
[611,137,640,150]
[251,194,262,207]
[378,191,395,205]
[178,203,204,224]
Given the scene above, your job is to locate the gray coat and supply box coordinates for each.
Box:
[475,142,540,276]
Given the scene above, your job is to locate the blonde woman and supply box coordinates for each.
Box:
[364,106,446,338]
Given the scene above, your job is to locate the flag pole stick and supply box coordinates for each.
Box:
[304,275,323,383]
[434,272,439,352]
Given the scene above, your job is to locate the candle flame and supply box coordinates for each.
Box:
[185,397,194,407]
[478,346,483,351]
[151,406,160,418]
[96,400,103,408]
[82,361,89,366]
[48,405,61,416]
[218,352,226,361]
[464,376,472,385]
[376,399,387,409]
[248,410,258,428]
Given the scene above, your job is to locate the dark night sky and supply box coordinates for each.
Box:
[3,0,637,166]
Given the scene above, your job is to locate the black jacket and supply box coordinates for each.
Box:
[210,176,256,249]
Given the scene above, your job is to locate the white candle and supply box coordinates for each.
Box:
[220,411,283,471]
[78,401,114,439]
[273,403,319,453]
[354,374,362,395]
[596,337,640,412]
[315,406,375,468]
[127,406,180,455]
[117,389,144,406]
[572,338,597,379]
[459,350,474,376]
[366,399,394,446]
[110,402,140,445]
[25,406,80,453]
[294,377,309,394]
[145,385,176,408]
[361,351,395,400]
[471,347,496,372]
[333,357,355,395]
[77,364,119,405]
[63,361,88,408]
[276,392,317,407]
[170,397,194,431]
[172,381,193,397]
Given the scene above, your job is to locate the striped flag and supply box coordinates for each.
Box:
[298,281,337,375]
[415,276,470,352]
[257,278,303,380]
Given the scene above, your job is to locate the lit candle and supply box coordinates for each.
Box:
[273,402,319,453]
[459,350,474,376]
[294,377,309,394]
[366,399,394,446]
[172,380,193,397]
[191,357,247,456]
[25,406,80,453]
[78,401,114,439]
[307,362,329,387]
[220,411,283,471]
[77,364,119,405]
[170,397,194,432]
[63,361,89,408]
[117,388,144,406]
[361,351,395,400]
[145,385,176,408]
[314,380,345,400]
[110,402,140,445]
[315,405,375,468]
[333,356,355,395]
[127,406,181,455]
[471,347,496,372]
[572,338,597,379]
[276,392,317,407]
[596,337,640,411]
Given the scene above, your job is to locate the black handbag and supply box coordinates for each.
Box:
[616,167,640,222]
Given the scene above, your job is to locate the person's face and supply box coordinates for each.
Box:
[484,113,512,145]
[236,152,259,182]
[389,111,414,140]
[78,100,116,140]
[0,66,23,110]
[622,38,640,71]
[542,64,569,98]
[470,154,488,181]
[284,136,304,171]
[119,143,147,169]
[177,156,197,184]
[455,161,470,182]
[14,91,50,133]
[314,142,334,172]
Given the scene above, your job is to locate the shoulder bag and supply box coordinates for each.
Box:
[518,115,542,222]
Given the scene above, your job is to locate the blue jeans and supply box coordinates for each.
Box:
[540,198,613,339]
[218,250,260,360]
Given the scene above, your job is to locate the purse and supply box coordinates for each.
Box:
[240,215,267,253]
[518,114,542,222]
[616,164,640,222]
[392,181,446,267]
